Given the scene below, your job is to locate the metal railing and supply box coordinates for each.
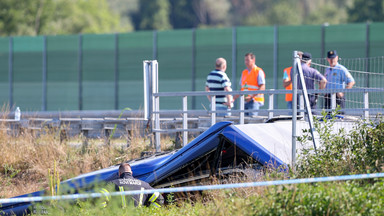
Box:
[152,88,384,151]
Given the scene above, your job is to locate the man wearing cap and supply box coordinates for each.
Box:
[99,163,164,208]
[298,52,327,110]
[324,50,355,113]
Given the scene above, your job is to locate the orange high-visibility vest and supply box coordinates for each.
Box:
[240,66,265,103]
[284,67,293,102]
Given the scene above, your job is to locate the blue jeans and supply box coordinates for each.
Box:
[244,100,262,116]
[287,101,292,115]
[211,105,231,117]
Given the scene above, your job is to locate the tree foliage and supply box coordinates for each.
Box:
[0,0,132,36]
[348,0,384,22]
[0,0,382,36]
[136,0,172,30]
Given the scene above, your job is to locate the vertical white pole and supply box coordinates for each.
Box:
[268,93,274,119]
[151,61,161,152]
[331,93,337,109]
[183,96,188,146]
[292,51,298,168]
[143,61,149,120]
[211,96,216,126]
[364,91,369,119]
[239,95,245,124]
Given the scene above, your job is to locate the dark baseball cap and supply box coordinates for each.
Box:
[302,52,312,61]
[327,50,338,58]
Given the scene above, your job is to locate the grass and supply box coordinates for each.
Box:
[2,111,384,215]
[0,120,166,199]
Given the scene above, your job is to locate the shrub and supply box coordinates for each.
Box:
[296,111,384,177]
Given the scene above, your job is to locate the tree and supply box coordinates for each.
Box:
[0,0,55,36]
[191,0,231,27]
[45,0,132,35]
[137,0,172,30]
[305,3,348,25]
[348,0,384,22]
[244,0,302,26]
[169,0,197,28]
[0,0,131,36]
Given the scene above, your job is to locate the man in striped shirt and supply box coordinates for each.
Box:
[205,57,233,117]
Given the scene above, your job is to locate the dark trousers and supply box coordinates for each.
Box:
[324,94,345,114]
[296,94,318,115]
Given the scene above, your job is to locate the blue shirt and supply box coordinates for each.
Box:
[324,63,354,89]
[206,69,232,107]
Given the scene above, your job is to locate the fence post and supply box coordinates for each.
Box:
[153,30,157,60]
[211,95,216,126]
[239,95,245,124]
[365,21,370,88]
[232,27,237,93]
[8,37,13,107]
[331,93,336,109]
[183,96,188,146]
[42,36,47,111]
[268,92,274,119]
[191,28,196,109]
[114,33,119,110]
[364,91,369,119]
[273,25,278,108]
[78,34,83,111]
[292,51,298,168]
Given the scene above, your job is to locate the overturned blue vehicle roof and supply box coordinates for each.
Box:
[1,121,288,215]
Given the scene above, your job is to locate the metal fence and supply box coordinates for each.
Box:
[151,88,384,149]
[0,22,384,112]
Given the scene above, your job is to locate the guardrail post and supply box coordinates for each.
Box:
[183,96,188,146]
[299,95,304,116]
[331,93,336,110]
[211,95,216,126]
[364,91,369,119]
[154,95,160,152]
[268,92,274,119]
[239,95,245,124]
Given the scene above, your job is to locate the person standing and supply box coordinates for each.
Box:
[235,53,266,116]
[324,50,355,113]
[283,52,303,111]
[205,57,233,117]
[283,66,293,110]
[299,52,327,110]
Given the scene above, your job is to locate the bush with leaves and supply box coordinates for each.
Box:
[296,110,384,178]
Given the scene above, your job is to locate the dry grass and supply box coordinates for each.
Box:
[0,119,155,198]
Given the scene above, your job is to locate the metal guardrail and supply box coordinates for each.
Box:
[152,88,384,151]
[0,117,147,147]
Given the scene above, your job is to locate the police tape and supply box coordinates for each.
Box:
[1,172,384,204]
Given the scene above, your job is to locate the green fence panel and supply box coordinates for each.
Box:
[46,35,79,110]
[368,23,384,105]
[0,22,383,112]
[277,25,323,108]
[325,23,366,58]
[237,26,275,109]
[118,31,153,110]
[157,29,193,110]
[195,28,233,111]
[13,36,44,111]
[82,34,115,110]
[0,37,9,108]
[370,23,384,58]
